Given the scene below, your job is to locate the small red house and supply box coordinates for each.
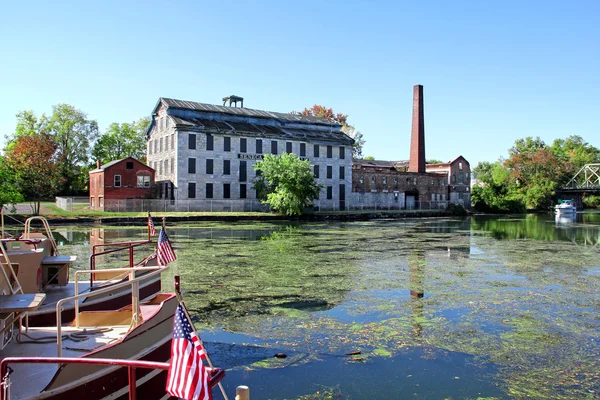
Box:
[89,157,155,211]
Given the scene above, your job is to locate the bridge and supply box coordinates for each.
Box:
[562,163,600,193]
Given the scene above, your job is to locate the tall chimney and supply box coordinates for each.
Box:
[408,84,426,173]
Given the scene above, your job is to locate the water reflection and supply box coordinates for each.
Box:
[409,253,425,338]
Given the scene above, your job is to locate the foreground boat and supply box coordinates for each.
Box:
[0,217,162,326]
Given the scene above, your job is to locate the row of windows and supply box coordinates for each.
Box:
[357,175,446,186]
[188,158,346,181]
[188,183,248,199]
[150,159,175,176]
[452,172,469,184]
[111,175,151,188]
[187,183,341,200]
[148,134,175,155]
[191,134,346,159]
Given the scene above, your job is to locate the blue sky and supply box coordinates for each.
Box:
[1,0,598,166]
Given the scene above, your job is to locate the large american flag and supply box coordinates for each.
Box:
[148,214,156,236]
[166,304,211,400]
[157,227,176,265]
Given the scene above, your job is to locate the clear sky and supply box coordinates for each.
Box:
[1,0,598,166]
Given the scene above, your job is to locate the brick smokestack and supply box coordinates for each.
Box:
[408,84,426,173]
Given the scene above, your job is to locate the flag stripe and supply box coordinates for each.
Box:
[157,227,176,265]
[165,304,212,400]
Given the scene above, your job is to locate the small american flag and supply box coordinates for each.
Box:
[157,227,176,265]
[166,304,211,400]
[148,214,156,236]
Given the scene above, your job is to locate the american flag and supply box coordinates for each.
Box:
[148,214,156,236]
[166,304,211,400]
[157,227,176,265]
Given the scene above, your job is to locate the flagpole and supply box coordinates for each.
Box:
[147,212,151,241]
[174,283,229,400]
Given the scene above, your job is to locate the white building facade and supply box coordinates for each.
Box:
[145,97,354,210]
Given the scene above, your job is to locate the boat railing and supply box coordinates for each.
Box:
[22,217,58,256]
[0,356,225,400]
[89,240,152,288]
[56,265,168,357]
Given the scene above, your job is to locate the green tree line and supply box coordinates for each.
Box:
[1,104,149,213]
[472,135,600,212]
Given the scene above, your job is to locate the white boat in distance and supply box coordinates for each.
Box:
[555,199,577,214]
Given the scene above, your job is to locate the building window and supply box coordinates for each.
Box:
[223,160,230,175]
[91,197,95,208]
[188,182,196,199]
[327,186,333,200]
[223,183,231,199]
[414,177,417,185]
[339,146,345,159]
[313,165,319,178]
[240,184,247,199]
[359,175,364,184]
[256,139,263,154]
[99,197,104,208]
[126,161,134,170]
[382,176,387,185]
[300,143,306,157]
[271,140,278,155]
[327,145,332,158]
[327,165,333,179]
[371,176,376,184]
[164,160,168,175]
[394,177,398,184]
[137,175,151,187]
[171,158,175,174]
[148,141,152,155]
[224,136,231,152]
[154,140,157,154]
[452,173,456,183]
[339,166,345,180]
[114,175,121,187]
[207,134,214,151]
[165,135,169,151]
[458,172,464,184]
[160,138,163,152]
[240,138,247,153]
[189,134,196,150]
[159,162,163,175]
[286,142,292,153]
[188,158,196,174]
[459,162,463,170]
[239,160,247,182]
[206,159,213,175]
[314,144,320,158]
[205,183,213,199]
[431,179,434,185]
[171,134,175,150]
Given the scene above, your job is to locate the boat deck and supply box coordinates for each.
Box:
[2,325,129,399]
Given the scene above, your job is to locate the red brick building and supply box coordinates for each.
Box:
[89,157,155,211]
[426,156,471,207]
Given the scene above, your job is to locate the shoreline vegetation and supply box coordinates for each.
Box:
[2,203,454,226]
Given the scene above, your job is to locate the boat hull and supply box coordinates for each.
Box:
[30,294,178,400]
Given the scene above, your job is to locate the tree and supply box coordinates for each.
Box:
[471,161,525,213]
[6,133,61,215]
[295,105,365,159]
[252,154,322,216]
[426,159,444,164]
[0,157,24,211]
[549,135,600,175]
[48,104,99,194]
[92,117,150,164]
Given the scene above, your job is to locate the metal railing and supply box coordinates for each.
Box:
[101,198,268,213]
[56,265,168,356]
[0,357,225,400]
[89,240,151,288]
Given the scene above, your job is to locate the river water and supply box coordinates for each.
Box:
[45,213,600,399]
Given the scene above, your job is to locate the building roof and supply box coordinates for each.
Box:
[158,97,341,126]
[353,159,410,169]
[147,97,353,145]
[89,157,154,173]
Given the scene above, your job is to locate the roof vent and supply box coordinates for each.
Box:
[223,95,244,108]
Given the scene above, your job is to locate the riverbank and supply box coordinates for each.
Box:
[2,209,452,226]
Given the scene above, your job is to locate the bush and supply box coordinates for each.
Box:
[583,195,600,209]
